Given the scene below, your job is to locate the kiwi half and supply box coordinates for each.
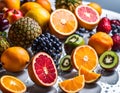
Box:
[65,34,85,47]
[59,55,72,72]
[99,50,119,70]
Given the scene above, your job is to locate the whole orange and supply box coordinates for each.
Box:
[25,7,50,30]
[1,47,30,72]
[88,32,113,55]
[20,2,43,15]
[35,0,51,13]
[3,0,20,9]
[88,2,102,16]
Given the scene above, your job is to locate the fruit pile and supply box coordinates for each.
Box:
[0,0,119,93]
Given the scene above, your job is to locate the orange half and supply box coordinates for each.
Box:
[0,75,26,93]
[59,75,85,92]
[49,9,78,39]
[72,45,98,71]
[79,66,101,83]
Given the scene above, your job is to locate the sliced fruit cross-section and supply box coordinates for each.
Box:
[49,9,78,39]
[72,45,98,71]
[59,75,85,93]
[79,66,101,83]
[0,75,26,93]
[75,5,100,30]
[28,52,58,87]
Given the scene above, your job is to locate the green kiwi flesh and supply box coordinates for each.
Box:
[59,55,72,71]
[99,50,119,70]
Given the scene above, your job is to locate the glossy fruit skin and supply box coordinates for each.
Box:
[0,13,9,31]
[97,17,111,34]
[3,8,23,24]
[111,34,120,51]
[2,0,20,10]
[35,0,51,12]
[1,47,30,72]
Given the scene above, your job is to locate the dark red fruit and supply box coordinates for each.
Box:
[96,17,111,34]
[0,13,9,31]
[110,19,120,26]
[111,34,120,51]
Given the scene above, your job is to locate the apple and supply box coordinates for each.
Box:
[3,8,23,24]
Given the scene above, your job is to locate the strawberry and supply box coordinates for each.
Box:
[96,17,111,34]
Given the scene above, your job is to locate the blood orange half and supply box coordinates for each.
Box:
[75,5,100,30]
[28,52,58,87]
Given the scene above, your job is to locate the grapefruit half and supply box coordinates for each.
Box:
[75,5,100,30]
[28,52,58,87]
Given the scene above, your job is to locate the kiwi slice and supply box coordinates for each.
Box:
[99,50,119,70]
[65,34,85,47]
[59,55,72,71]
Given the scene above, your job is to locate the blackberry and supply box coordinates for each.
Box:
[110,24,120,35]
[31,33,62,67]
[74,27,95,38]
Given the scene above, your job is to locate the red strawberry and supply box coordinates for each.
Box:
[96,17,111,34]
[112,34,120,51]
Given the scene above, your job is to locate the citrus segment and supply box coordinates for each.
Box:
[59,75,85,92]
[72,45,98,71]
[28,52,58,87]
[79,66,101,83]
[75,5,100,30]
[49,9,78,39]
[0,75,26,93]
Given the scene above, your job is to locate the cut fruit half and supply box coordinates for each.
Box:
[0,75,26,93]
[79,66,101,83]
[72,45,98,71]
[49,9,78,39]
[75,5,100,30]
[59,75,85,92]
[28,52,58,87]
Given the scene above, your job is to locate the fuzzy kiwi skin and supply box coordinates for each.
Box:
[99,50,119,71]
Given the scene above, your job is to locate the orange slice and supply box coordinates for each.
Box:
[49,9,78,39]
[59,75,85,92]
[75,5,100,30]
[79,66,101,83]
[0,75,26,93]
[72,45,98,71]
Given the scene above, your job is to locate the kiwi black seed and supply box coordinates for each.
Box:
[99,50,119,70]
[59,55,72,72]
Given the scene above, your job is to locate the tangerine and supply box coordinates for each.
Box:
[0,75,26,93]
[88,2,102,16]
[75,5,100,30]
[59,75,85,92]
[49,9,78,39]
[79,66,101,83]
[20,2,43,15]
[35,0,51,13]
[1,47,30,72]
[88,32,113,55]
[71,45,98,71]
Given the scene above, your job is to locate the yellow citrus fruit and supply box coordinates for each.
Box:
[3,0,20,9]
[75,5,100,30]
[88,32,113,55]
[59,75,85,92]
[71,45,98,71]
[25,7,50,30]
[88,2,102,16]
[79,66,101,83]
[20,2,43,15]
[1,47,30,72]
[35,0,51,13]
[49,9,78,39]
[0,75,26,93]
